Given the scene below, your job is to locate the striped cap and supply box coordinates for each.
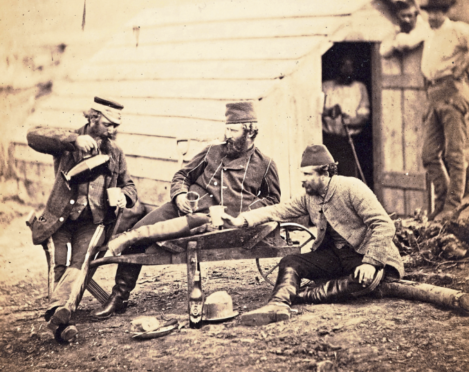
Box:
[91,97,124,125]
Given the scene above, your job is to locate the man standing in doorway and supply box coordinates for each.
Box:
[91,101,281,319]
[420,0,469,220]
[322,54,370,179]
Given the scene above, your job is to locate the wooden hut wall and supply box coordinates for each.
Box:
[16,0,368,207]
[379,47,428,216]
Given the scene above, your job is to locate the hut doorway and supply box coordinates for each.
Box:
[321,42,374,189]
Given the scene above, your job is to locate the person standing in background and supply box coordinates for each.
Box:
[322,54,370,179]
[420,0,469,220]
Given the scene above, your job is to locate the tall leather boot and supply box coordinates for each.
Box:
[294,269,384,305]
[91,214,211,319]
[107,214,210,256]
[90,260,142,319]
[428,177,448,221]
[240,268,299,327]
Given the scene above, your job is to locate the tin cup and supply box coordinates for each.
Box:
[107,187,122,207]
[210,205,227,227]
[186,191,200,212]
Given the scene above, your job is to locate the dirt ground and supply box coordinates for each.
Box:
[1,202,469,372]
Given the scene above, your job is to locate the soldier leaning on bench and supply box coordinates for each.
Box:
[222,145,405,326]
[27,97,138,343]
[91,101,282,320]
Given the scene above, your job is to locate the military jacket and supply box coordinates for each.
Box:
[171,143,281,217]
[27,125,137,245]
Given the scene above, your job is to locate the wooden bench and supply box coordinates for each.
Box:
[87,222,315,323]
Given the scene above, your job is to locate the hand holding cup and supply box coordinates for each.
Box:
[107,187,126,208]
[176,192,199,214]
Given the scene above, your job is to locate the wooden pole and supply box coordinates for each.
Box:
[380,280,469,313]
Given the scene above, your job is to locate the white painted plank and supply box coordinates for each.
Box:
[76,60,298,81]
[53,79,275,100]
[24,109,226,141]
[37,94,227,122]
[108,17,344,48]
[90,37,323,63]
[126,0,371,29]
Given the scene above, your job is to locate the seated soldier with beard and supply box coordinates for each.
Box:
[222,145,404,326]
[91,101,282,319]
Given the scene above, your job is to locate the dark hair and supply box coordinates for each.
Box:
[394,0,418,11]
[243,122,259,140]
[83,108,101,123]
[316,163,339,177]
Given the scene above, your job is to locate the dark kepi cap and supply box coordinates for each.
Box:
[300,145,335,169]
[225,102,257,124]
[420,0,456,10]
[91,97,124,125]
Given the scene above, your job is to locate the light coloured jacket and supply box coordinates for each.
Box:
[242,175,404,278]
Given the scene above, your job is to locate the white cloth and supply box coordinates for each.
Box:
[380,16,431,58]
[322,80,370,136]
[421,18,469,81]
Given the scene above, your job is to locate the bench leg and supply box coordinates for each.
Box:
[187,241,204,328]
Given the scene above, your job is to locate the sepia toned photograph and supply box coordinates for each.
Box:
[1,0,469,371]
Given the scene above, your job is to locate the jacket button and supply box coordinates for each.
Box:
[59,217,64,222]
[70,200,75,205]
[319,210,323,213]
[320,227,325,231]
[210,194,213,198]
[214,182,217,186]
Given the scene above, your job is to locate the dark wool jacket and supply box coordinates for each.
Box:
[171,143,281,217]
[242,176,404,278]
[27,125,137,245]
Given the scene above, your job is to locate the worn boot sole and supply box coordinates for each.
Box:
[60,325,78,342]
[240,308,290,327]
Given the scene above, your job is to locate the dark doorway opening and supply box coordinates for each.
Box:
[321,42,374,190]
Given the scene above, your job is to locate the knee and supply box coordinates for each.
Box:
[278,255,301,270]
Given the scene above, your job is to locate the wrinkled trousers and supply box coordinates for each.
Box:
[47,218,106,313]
[270,238,364,305]
[422,79,469,214]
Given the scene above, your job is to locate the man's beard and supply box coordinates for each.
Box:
[225,132,248,159]
[400,22,414,34]
[106,132,117,141]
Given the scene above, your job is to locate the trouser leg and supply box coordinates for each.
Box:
[48,221,105,314]
[422,106,448,219]
[240,242,364,326]
[439,99,468,212]
[112,202,180,300]
[270,241,364,306]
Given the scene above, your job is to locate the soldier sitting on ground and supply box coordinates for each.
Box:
[222,145,404,326]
